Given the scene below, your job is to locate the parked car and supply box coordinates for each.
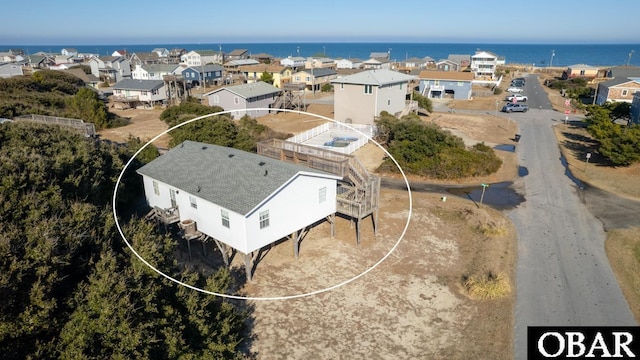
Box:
[502,103,529,113]
[511,80,525,87]
[506,94,528,102]
[506,87,524,93]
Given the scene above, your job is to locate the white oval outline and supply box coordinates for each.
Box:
[112,108,412,301]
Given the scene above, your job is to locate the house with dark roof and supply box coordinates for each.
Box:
[448,54,471,68]
[181,65,225,86]
[61,68,100,88]
[111,79,166,108]
[130,52,161,66]
[137,140,341,279]
[418,70,474,99]
[331,69,417,124]
[227,49,249,60]
[594,66,640,105]
[204,81,282,119]
[436,59,461,72]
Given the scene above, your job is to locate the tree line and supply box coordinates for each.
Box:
[0,122,249,359]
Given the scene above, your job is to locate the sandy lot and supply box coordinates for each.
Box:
[102,95,519,359]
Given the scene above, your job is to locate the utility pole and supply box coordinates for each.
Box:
[627,50,635,66]
[549,50,555,68]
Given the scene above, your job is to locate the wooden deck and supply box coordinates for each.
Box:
[258,139,380,243]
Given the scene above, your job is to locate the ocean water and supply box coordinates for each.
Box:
[4,43,639,67]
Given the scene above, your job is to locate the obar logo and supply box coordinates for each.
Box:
[528,327,640,359]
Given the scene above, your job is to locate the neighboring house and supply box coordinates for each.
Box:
[417,70,474,100]
[237,64,293,88]
[470,50,499,78]
[204,81,282,119]
[137,140,341,279]
[280,56,306,69]
[112,49,128,57]
[112,79,166,107]
[131,64,180,80]
[250,53,274,63]
[227,49,249,60]
[292,68,338,92]
[152,48,170,58]
[61,48,78,56]
[26,55,55,69]
[335,58,363,69]
[369,51,390,61]
[330,69,417,125]
[181,50,223,66]
[436,59,461,72]
[53,54,78,65]
[362,58,391,70]
[224,59,260,73]
[130,52,161,66]
[396,57,428,73]
[562,64,599,79]
[0,63,23,78]
[169,48,187,63]
[304,57,336,69]
[61,68,100,88]
[595,77,640,105]
[0,52,19,62]
[181,65,225,86]
[448,54,471,68]
[89,56,131,82]
[630,92,640,125]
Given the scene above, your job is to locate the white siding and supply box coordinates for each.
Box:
[244,174,337,253]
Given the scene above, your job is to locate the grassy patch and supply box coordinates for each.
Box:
[463,272,511,300]
[605,227,640,322]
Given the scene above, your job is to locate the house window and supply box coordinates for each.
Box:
[141,91,147,96]
[622,90,629,96]
[364,85,373,94]
[458,82,464,86]
[152,89,158,95]
[387,99,391,106]
[189,196,197,209]
[213,95,220,104]
[295,76,300,82]
[221,209,230,228]
[152,180,159,196]
[399,83,403,90]
[319,187,327,203]
[259,210,270,229]
[234,96,239,104]
[340,83,344,90]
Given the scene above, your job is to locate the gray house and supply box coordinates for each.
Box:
[204,81,282,119]
[418,70,474,100]
[0,63,23,78]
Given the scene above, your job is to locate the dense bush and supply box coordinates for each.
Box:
[0,71,125,128]
[376,112,502,179]
[160,104,290,151]
[412,91,433,113]
[0,123,248,359]
[584,105,640,166]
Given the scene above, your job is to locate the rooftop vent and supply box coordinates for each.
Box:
[202,146,207,150]
[228,154,234,158]
[259,161,266,166]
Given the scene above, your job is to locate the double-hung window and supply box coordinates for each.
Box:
[221,209,230,228]
[259,210,270,229]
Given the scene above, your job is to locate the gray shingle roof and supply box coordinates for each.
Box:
[205,81,281,99]
[137,141,339,215]
[112,79,164,91]
[141,64,180,73]
[331,69,416,86]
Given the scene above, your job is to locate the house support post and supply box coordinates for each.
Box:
[356,217,361,246]
[326,213,335,238]
[243,251,255,281]
[201,236,207,257]
[213,239,230,267]
[372,208,379,237]
[186,238,192,261]
[292,226,309,259]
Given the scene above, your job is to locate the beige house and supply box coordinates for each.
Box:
[292,68,337,92]
[331,69,416,125]
[237,64,292,88]
[562,64,599,79]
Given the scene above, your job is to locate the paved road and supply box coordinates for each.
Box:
[508,105,637,359]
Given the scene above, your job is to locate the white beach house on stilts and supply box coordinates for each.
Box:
[137,140,342,280]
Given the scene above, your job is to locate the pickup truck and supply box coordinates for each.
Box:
[502,103,529,113]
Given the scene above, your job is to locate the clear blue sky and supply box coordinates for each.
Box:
[1,0,639,45]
